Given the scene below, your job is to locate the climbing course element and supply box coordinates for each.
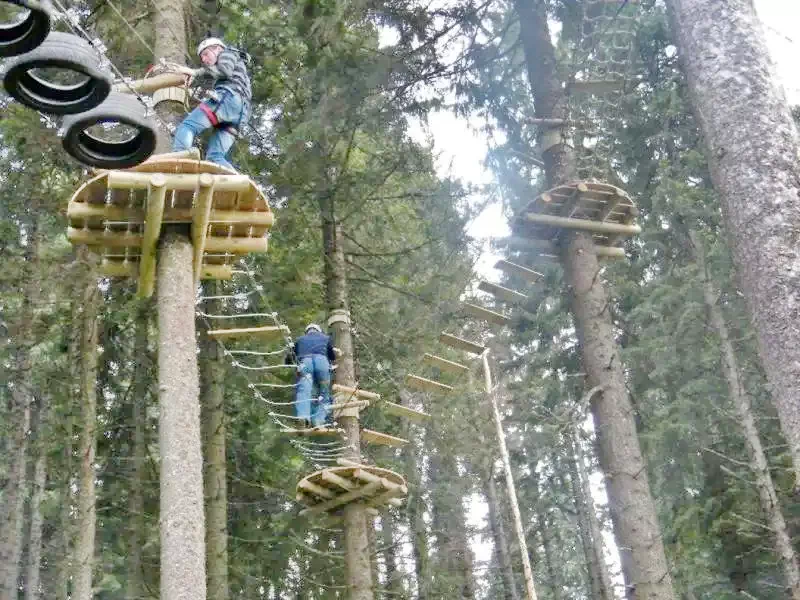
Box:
[66,156,273,297]
[0,0,52,57]
[405,374,453,394]
[439,332,487,356]
[478,280,528,305]
[462,303,511,326]
[382,401,430,423]
[494,259,542,283]
[61,92,158,168]
[359,429,409,448]
[2,31,112,113]
[422,352,469,374]
[207,325,290,341]
[296,463,407,516]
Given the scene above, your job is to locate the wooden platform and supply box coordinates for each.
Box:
[66,156,274,297]
[516,181,639,247]
[281,427,343,437]
[296,464,407,516]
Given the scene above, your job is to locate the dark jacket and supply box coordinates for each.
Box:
[285,331,336,365]
[199,48,252,104]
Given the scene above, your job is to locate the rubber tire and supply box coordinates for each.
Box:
[0,0,52,58]
[2,31,112,114]
[61,92,158,169]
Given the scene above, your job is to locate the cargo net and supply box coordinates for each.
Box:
[566,0,641,182]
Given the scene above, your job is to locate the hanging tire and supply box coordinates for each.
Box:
[61,92,158,169]
[0,0,52,58]
[2,31,112,114]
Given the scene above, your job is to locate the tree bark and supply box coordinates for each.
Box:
[127,309,150,600]
[73,279,100,600]
[538,512,561,600]
[319,194,374,600]
[513,1,676,598]
[690,230,800,599]
[666,0,800,492]
[486,475,520,600]
[157,231,206,600]
[24,403,48,600]
[381,511,405,599]
[201,291,229,600]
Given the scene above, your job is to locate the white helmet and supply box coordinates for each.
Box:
[305,323,322,334]
[197,37,225,56]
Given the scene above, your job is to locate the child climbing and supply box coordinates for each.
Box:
[286,324,337,429]
[172,37,252,170]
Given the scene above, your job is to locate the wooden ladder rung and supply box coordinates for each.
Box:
[438,333,486,356]
[405,374,453,394]
[382,402,431,422]
[207,325,289,341]
[423,353,469,374]
[360,429,409,448]
[331,384,380,401]
[494,259,543,283]
[462,303,511,326]
[478,281,528,304]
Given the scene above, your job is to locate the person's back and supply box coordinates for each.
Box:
[205,48,252,105]
[295,330,331,358]
[291,324,335,428]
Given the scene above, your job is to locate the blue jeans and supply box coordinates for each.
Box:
[295,354,332,427]
[172,89,248,170]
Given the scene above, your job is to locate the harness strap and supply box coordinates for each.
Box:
[198,102,219,126]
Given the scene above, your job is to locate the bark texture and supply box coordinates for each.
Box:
[667,0,800,491]
[157,231,206,600]
[320,195,374,600]
[690,231,800,599]
[24,405,48,600]
[152,0,190,150]
[74,279,100,600]
[486,475,520,600]
[514,1,676,597]
[381,511,405,599]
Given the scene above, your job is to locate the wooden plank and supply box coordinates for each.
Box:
[462,303,511,326]
[112,72,186,95]
[100,259,231,280]
[478,281,528,304]
[331,400,370,411]
[382,402,431,422]
[107,171,251,192]
[67,202,274,227]
[365,487,407,509]
[67,227,143,248]
[438,333,486,356]
[405,374,453,394]
[192,174,216,284]
[298,479,336,500]
[559,182,589,218]
[422,353,469,374]
[331,385,380,401]
[360,429,409,448]
[136,174,166,298]
[597,192,624,222]
[494,259,543,283]
[320,470,357,491]
[204,236,269,254]
[524,213,641,235]
[207,325,290,341]
[300,481,382,517]
[281,427,342,438]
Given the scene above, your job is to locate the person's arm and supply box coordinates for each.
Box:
[327,339,336,363]
[204,50,238,79]
[285,342,298,365]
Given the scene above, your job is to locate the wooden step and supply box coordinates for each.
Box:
[478,281,527,304]
[405,374,453,394]
[360,429,409,448]
[382,402,431,423]
[462,303,511,326]
[422,353,469,374]
[439,333,486,356]
[494,259,543,283]
[207,325,290,341]
[332,384,381,401]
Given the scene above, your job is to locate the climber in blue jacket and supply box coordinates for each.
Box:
[285,324,337,428]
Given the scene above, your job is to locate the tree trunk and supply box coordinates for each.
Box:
[157,230,206,600]
[24,404,48,600]
[666,0,800,492]
[127,309,149,600]
[486,475,520,600]
[381,511,405,599]
[201,289,229,600]
[566,432,612,600]
[514,1,676,598]
[73,279,100,600]
[690,230,800,599]
[319,195,374,600]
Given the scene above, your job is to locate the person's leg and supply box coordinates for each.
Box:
[204,91,244,169]
[311,354,332,426]
[205,128,237,170]
[294,356,314,427]
[172,104,213,152]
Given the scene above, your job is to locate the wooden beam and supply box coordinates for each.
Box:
[331,384,381,401]
[439,333,486,356]
[107,171,251,193]
[281,427,342,438]
[203,236,269,254]
[332,399,369,418]
[462,303,511,326]
[405,374,453,394]
[207,325,290,341]
[112,72,186,95]
[422,353,469,374]
[298,479,336,500]
[382,402,431,422]
[597,192,624,222]
[67,227,142,248]
[524,213,641,235]
[494,259,543,283]
[68,202,274,227]
[192,174,215,284]
[299,481,382,517]
[478,281,528,304]
[320,470,357,492]
[559,182,589,218]
[596,246,626,259]
[365,488,407,509]
[136,174,166,298]
[360,429,409,448]
[99,259,232,280]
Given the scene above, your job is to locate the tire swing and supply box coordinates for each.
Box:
[61,92,158,169]
[3,31,112,114]
[0,0,52,57]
